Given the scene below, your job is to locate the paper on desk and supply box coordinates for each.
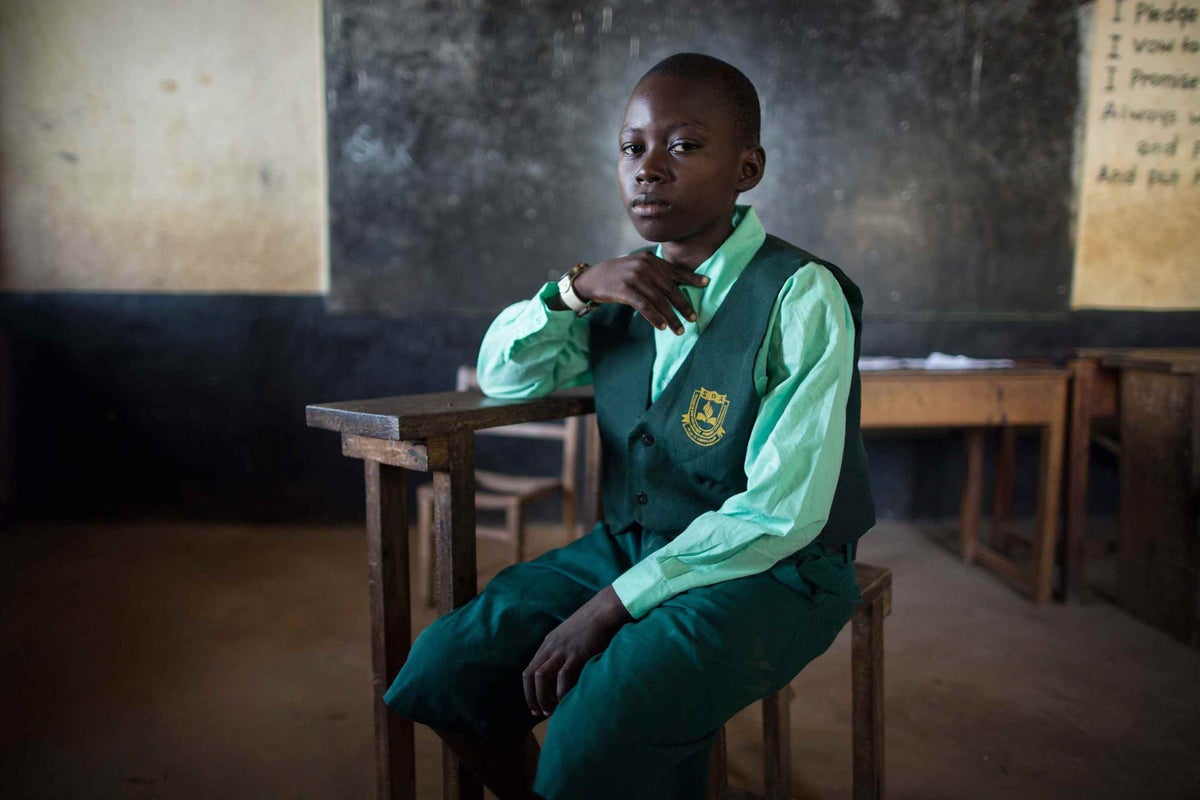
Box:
[858,352,1016,371]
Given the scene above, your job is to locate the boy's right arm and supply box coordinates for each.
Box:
[475,282,593,399]
[478,252,705,398]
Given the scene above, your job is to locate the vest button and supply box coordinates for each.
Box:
[641,433,655,446]
[635,492,649,505]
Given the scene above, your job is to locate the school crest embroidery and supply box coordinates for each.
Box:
[681,387,729,447]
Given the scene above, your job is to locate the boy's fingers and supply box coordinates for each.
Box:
[521,667,538,715]
[644,253,708,286]
[534,658,562,715]
[556,659,583,702]
[630,294,673,333]
[643,252,675,270]
[675,267,710,287]
[642,273,693,329]
[522,652,550,715]
[659,281,696,322]
[643,253,707,287]
[644,292,685,333]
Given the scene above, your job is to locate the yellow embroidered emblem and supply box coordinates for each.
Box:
[681,387,729,447]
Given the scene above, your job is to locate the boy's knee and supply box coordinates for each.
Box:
[383,609,535,745]
[382,616,461,719]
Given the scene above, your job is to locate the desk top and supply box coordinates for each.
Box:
[306,387,595,441]
[861,366,1067,380]
[860,367,1068,428]
[308,369,1072,441]
[1076,348,1200,375]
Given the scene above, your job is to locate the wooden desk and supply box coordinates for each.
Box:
[1066,349,1200,643]
[860,368,1070,604]
[307,388,595,800]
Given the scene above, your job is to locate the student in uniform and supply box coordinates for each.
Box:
[385,52,876,800]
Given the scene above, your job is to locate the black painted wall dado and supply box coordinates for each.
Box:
[4,292,1197,524]
[2,293,485,523]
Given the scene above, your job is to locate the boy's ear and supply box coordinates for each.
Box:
[736,145,766,192]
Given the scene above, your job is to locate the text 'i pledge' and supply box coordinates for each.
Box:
[1096,0,1200,190]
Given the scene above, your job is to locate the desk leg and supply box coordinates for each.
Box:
[1064,360,1096,602]
[583,414,604,531]
[960,429,985,563]
[364,460,415,800]
[763,686,792,800]
[991,427,1016,551]
[852,591,886,800]
[704,727,728,800]
[431,431,484,800]
[1032,397,1067,605]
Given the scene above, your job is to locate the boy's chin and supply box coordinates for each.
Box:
[626,216,678,243]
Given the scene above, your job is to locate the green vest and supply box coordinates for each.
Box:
[588,235,875,547]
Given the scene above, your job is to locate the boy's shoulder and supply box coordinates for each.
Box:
[757,233,864,311]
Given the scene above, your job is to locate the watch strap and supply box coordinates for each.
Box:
[557,262,594,316]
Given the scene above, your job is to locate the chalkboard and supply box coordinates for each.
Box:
[325,0,1081,317]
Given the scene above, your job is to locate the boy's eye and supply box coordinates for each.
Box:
[669,140,700,154]
[621,143,644,156]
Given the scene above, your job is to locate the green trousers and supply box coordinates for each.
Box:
[384,523,861,800]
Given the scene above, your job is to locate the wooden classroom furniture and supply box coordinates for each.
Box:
[308,386,893,799]
[858,367,1070,604]
[308,387,595,800]
[705,563,893,800]
[415,366,585,605]
[1065,349,1200,643]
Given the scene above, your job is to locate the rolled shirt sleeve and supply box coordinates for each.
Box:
[476,282,594,399]
[610,263,856,619]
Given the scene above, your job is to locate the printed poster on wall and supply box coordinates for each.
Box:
[1074,0,1200,309]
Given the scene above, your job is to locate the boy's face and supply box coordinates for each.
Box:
[618,75,764,247]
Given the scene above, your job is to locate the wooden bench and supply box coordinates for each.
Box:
[706,563,892,800]
[1064,349,1200,641]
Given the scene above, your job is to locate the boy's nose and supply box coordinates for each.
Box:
[636,164,664,184]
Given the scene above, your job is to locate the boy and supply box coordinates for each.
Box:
[385,53,875,800]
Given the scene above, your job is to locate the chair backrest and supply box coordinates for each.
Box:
[455,365,584,491]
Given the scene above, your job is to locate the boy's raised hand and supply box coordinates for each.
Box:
[572,252,709,335]
[522,585,633,717]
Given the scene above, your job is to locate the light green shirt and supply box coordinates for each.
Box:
[477,206,856,618]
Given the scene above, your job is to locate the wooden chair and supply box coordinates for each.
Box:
[706,563,893,800]
[416,366,586,605]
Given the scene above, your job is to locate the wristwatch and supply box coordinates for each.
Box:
[557,262,596,317]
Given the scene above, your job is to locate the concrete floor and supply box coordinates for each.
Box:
[1,520,1197,800]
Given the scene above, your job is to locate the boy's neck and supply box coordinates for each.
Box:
[660,216,736,271]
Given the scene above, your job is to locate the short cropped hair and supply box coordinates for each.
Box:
[638,53,761,147]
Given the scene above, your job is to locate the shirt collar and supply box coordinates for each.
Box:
[655,204,766,282]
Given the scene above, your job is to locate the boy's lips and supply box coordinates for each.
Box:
[630,193,670,217]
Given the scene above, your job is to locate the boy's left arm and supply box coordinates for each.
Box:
[611,263,856,618]
[522,264,855,715]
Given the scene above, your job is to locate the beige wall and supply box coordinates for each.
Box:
[0,0,326,293]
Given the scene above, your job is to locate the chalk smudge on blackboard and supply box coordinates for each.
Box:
[344,124,414,172]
